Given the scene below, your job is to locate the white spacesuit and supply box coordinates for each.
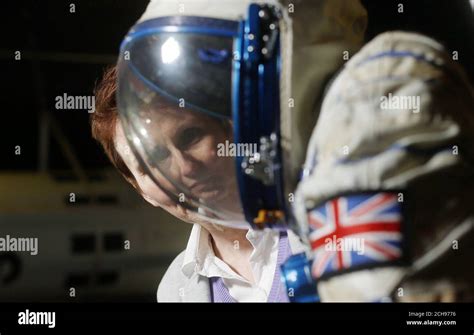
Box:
[294,30,474,301]
[116,0,474,302]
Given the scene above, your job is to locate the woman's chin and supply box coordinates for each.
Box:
[197,188,225,202]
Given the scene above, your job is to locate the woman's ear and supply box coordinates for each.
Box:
[142,194,160,207]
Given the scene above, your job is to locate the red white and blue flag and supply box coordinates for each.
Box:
[307,192,404,279]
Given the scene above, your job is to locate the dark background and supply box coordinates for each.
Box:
[0,0,149,172]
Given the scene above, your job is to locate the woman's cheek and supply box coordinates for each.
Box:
[135,176,165,206]
[194,136,218,165]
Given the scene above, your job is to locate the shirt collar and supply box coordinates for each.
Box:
[182,224,209,277]
[181,224,279,278]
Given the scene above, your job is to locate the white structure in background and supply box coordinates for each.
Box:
[0,171,190,302]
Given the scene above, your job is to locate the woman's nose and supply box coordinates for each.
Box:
[172,150,201,179]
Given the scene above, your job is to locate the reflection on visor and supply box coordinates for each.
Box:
[117,24,248,229]
[126,32,234,119]
[161,37,181,64]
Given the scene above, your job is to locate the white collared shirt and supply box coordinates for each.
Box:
[181,224,306,302]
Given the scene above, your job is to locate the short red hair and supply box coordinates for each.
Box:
[90,66,140,191]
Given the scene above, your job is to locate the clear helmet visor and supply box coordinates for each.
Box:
[117,28,248,229]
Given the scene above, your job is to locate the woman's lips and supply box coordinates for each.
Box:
[190,181,218,193]
[189,179,227,201]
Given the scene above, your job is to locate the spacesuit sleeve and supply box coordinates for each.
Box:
[293,31,474,301]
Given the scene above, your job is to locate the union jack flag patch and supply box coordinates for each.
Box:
[307,192,407,279]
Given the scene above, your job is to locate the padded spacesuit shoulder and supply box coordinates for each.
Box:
[294,31,474,301]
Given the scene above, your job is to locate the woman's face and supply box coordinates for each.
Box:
[115,122,170,207]
[114,107,241,218]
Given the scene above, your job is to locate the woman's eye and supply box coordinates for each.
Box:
[152,146,170,163]
[177,127,204,149]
